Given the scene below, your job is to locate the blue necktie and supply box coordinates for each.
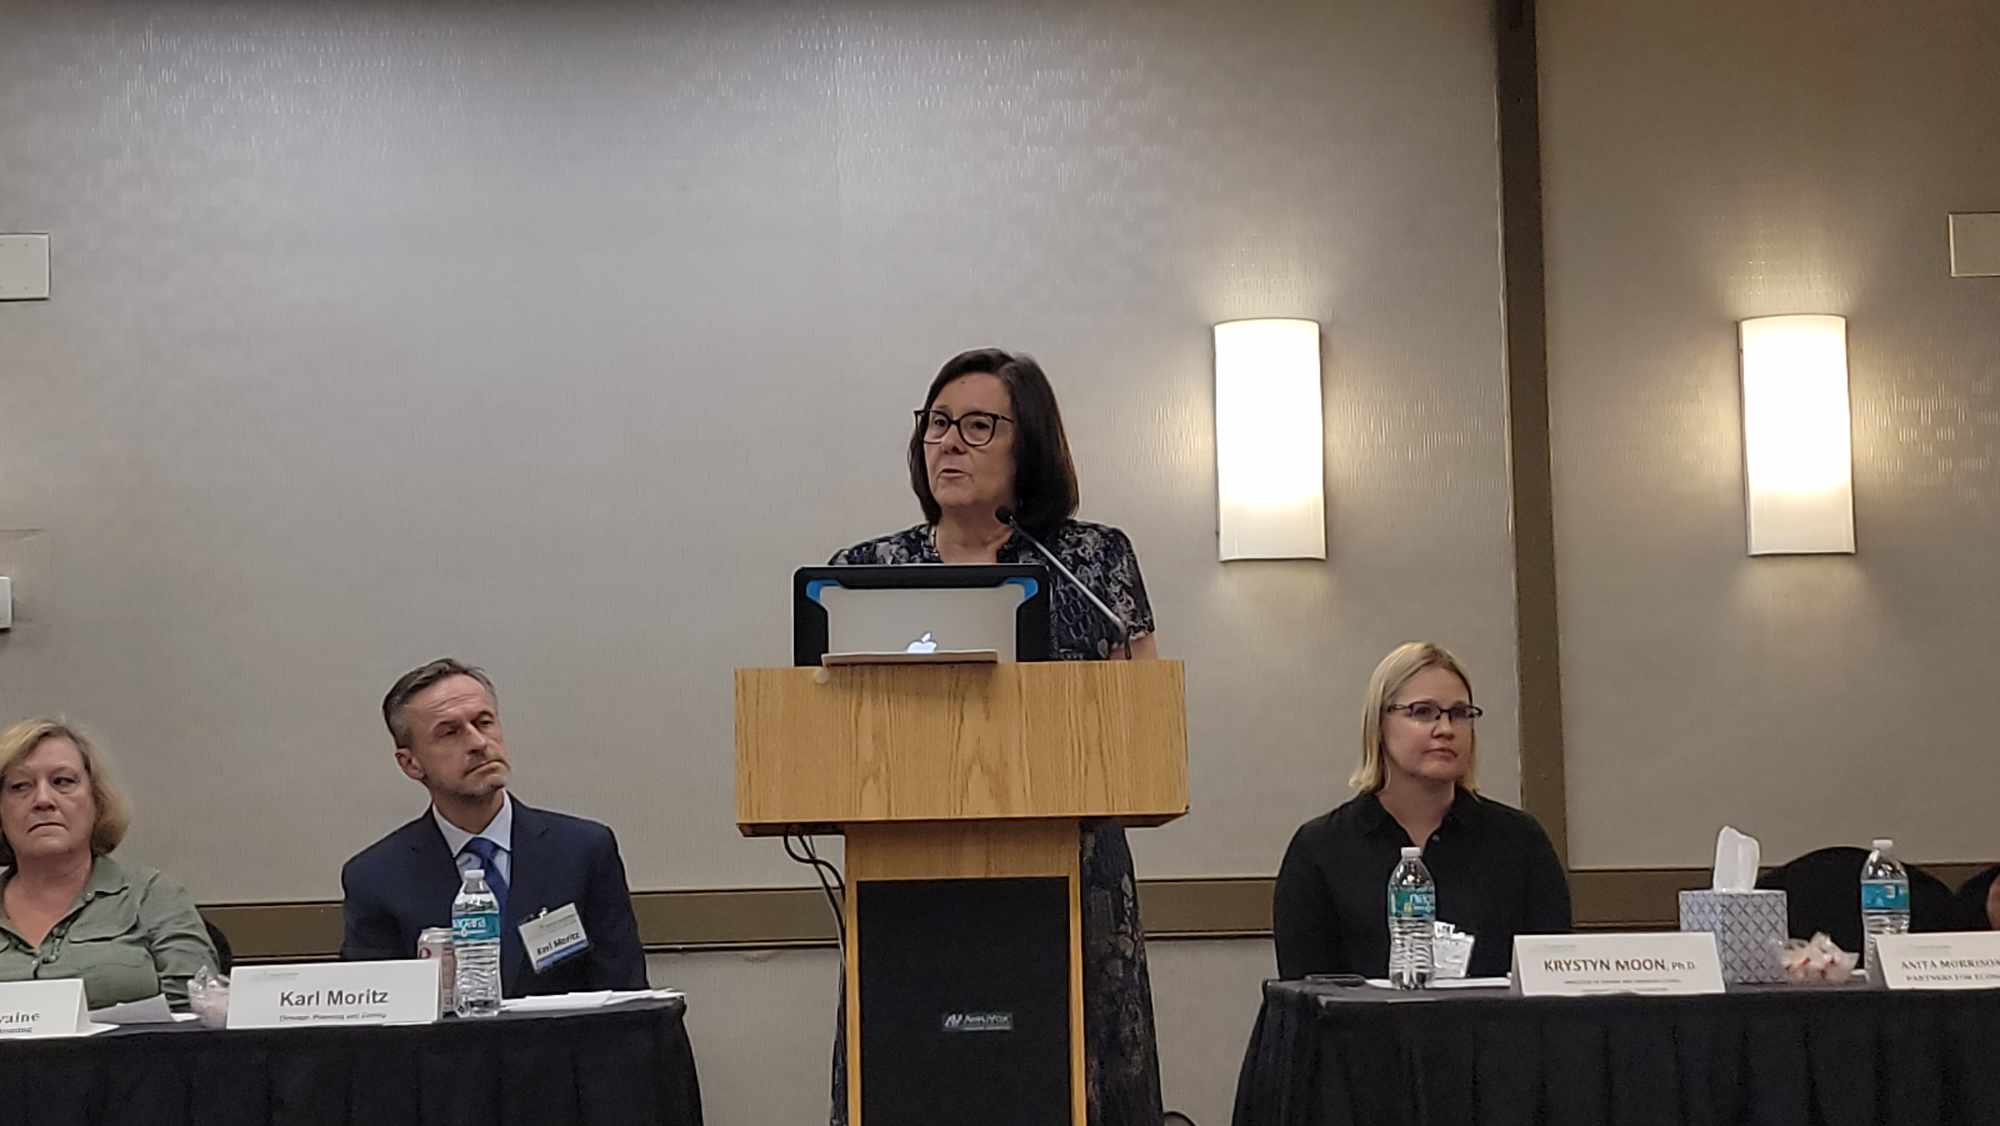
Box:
[462,836,510,919]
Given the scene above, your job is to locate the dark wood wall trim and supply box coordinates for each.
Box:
[204,864,1994,963]
[1567,863,1993,930]
[1493,0,1570,861]
[202,879,1282,963]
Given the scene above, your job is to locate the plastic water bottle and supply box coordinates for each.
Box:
[1860,837,1911,972]
[451,867,503,1018]
[1387,845,1436,990]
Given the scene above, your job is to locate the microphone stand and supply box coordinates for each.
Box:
[997,509,1134,660]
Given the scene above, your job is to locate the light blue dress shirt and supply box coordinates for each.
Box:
[433,790,514,888]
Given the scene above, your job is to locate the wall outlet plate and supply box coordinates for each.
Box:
[1949,213,2000,278]
[0,234,51,300]
[0,576,12,630]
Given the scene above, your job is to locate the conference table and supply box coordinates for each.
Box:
[1233,977,2000,1126]
[4,994,702,1126]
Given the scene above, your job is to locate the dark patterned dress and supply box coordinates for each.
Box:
[825,519,1165,1126]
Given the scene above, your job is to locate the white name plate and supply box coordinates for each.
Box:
[1512,933,1725,997]
[1872,932,2000,990]
[0,980,90,1038]
[229,960,441,1029]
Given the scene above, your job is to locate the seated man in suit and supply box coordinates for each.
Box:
[340,658,647,995]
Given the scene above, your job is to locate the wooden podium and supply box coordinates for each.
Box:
[736,660,1189,1126]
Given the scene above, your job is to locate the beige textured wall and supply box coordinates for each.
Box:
[1543,0,2000,867]
[0,0,1517,900]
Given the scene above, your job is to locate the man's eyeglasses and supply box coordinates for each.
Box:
[1385,701,1484,724]
[915,408,1014,448]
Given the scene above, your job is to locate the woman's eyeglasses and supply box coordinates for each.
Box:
[915,408,1013,448]
[1384,701,1483,724]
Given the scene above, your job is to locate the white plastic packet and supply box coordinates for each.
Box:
[1432,921,1476,979]
[187,963,230,1029]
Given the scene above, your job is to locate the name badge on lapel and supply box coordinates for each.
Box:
[521,903,591,973]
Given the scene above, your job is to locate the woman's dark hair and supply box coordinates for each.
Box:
[908,348,1080,537]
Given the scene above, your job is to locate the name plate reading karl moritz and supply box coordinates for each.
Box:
[228,960,441,1029]
[1872,932,2000,990]
[1512,933,1725,997]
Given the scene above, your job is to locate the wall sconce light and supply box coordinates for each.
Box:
[1738,314,1855,555]
[1214,318,1326,561]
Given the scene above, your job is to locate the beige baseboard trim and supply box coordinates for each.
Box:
[203,863,1993,963]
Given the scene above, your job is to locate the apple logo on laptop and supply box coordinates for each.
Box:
[905,631,939,654]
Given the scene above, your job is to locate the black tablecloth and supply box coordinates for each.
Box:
[4,996,702,1126]
[1233,979,2000,1126]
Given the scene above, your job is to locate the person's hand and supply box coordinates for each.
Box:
[1983,877,2000,931]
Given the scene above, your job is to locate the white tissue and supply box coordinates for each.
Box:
[1711,825,1761,891]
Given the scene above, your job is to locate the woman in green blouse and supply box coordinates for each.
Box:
[0,718,216,1008]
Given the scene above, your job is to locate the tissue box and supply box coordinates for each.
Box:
[1679,889,1789,984]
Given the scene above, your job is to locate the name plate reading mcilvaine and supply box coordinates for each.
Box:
[1512,933,1725,997]
[0,979,91,1038]
[229,959,441,1029]
[1872,932,2000,990]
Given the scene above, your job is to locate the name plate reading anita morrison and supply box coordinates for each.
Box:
[1511,933,1726,997]
[1871,933,2000,990]
[228,960,442,1029]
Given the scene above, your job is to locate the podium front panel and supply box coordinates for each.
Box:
[857,877,1071,1125]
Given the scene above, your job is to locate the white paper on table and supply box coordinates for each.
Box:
[499,990,613,1013]
[37,1022,118,1038]
[606,989,686,1005]
[1365,976,1512,991]
[90,994,176,1025]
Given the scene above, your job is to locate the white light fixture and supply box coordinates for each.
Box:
[1738,314,1855,555]
[1214,318,1326,560]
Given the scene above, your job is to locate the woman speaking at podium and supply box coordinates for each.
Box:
[826,348,1164,1126]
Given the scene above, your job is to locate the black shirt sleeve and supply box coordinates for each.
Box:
[1518,814,1574,937]
[1948,864,2000,931]
[1272,819,1341,980]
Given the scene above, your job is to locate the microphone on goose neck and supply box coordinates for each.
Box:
[995,507,1133,659]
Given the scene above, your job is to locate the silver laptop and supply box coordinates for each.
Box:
[792,565,1050,666]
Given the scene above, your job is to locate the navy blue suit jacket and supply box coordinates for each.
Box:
[339,798,646,996]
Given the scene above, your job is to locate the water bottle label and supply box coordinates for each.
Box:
[1390,888,1436,919]
[1861,881,1908,911]
[453,911,502,943]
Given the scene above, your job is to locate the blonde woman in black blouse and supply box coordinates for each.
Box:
[1272,643,1570,980]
